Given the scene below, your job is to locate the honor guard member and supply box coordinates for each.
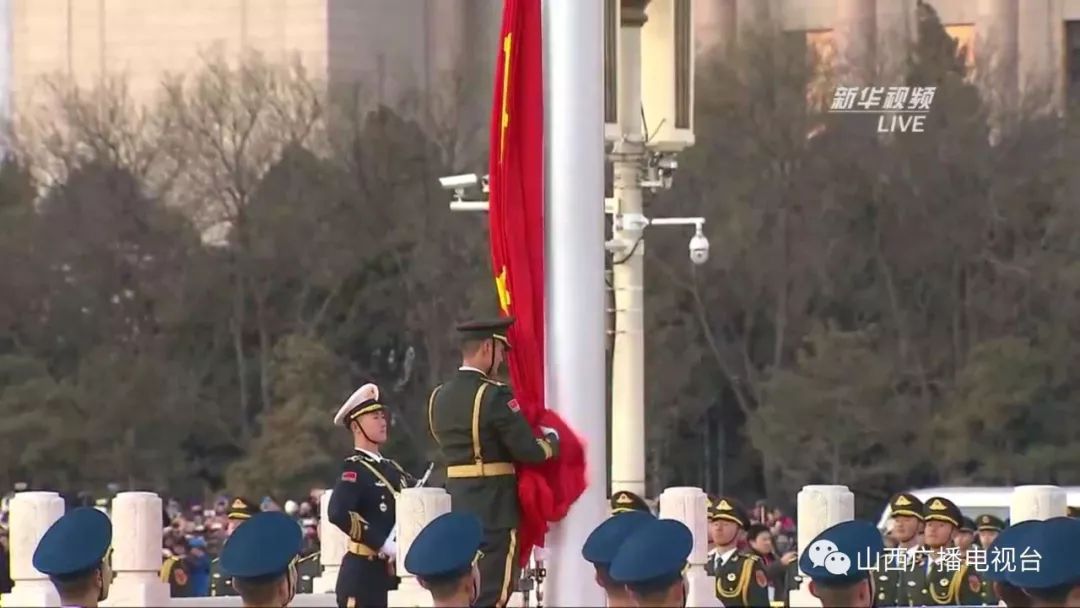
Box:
[328,383,415,608]
[211,496,260,597]
[582,510,655,607]
[161,539,193,597]
[877,492,925,606]
[799,520,885,608]
[919,496,984,606]
[610,490,651,515]
[707,497,770,607]
[976,514,1005,551]
[404,512,485,607]
[979,520,1035,608]
[220,511,304,608]
[609,518,694,608]
[33,507,114,608]
[957,517,977,554]
[426,317,561,608]
[1002,517,1080,607]
[296,551,320,594]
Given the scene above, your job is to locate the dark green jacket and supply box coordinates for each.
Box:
[427,369,559,530]
[712,551,770,608]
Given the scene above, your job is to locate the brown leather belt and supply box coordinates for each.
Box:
[446,461,516,478]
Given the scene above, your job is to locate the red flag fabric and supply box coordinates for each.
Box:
[487,0,588,567]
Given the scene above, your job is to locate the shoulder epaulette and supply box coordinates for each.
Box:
[480,377,507,387]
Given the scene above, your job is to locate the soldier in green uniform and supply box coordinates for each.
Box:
[296,551,320,594]
[876,492,925,606]
[917,496,985,606]
[975,513,1006,606]
[706,497,770,607]
[210,496,260,597]
[610,490,651,515]
[426,317,561,608]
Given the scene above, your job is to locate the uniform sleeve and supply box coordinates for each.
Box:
[486,385,558,464]
[958,566,985,606]
[327,462,393,549]
[746,559,771,608]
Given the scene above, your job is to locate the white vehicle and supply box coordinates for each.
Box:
[876,486,1080,532]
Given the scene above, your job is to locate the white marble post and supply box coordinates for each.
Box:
[659,487,722,608]
[789,485,855,608]
[387,488,452,608]
[312,490,348,594]
[101,492,169,608]
[1011,485,1066,524]
[0,491,64,607]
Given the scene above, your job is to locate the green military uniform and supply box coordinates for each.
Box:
[876,492,925,607]
[707,497,770,608]
[160,554,192,597]
[297,551,320,594]
[426,317,560,608]
[210,496,260,597]
[610,490,650,515]
[975,514,1005,605]
[906,497,985,606]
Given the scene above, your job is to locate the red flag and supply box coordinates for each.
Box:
[487,0,587,566]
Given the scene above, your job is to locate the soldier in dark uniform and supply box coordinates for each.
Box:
[583,510,655,606]
[328,382,415,608]
[976,514,1004,548]
[706,497,770,607]
[877,492,926,606]
[426,317,561,608]
[219,512,304,608]
[405,512,485,608]
[609,518,694,608]
[296,551,320,594]
[210,496,260,597]
[33,507,114,608]
[799,520,885,608]
[918,496,984,606]
[957,517,977,554]
[610,490,651,515]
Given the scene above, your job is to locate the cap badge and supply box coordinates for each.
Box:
[929,499,946,510]
[717,499,733,511]
[616,493,633,505]
[895,495,912,507]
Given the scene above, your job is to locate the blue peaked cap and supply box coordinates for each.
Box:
[33,507,112,580]
[220,512,302,580]
[1004,517,1080,590]
[582,511,655,567]
[609,518,692,590]
[798,520,884,588]
[405,512,483,580]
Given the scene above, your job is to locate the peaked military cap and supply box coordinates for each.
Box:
[583,511,655,567]
[456,317,514,348]
[333,383,386,426]
[888,492,924,520]
[227,496,260,520]
[798,520,884,589]
[405,512,483,582]
[221,512,302,581]
[611,490,651,515]
[923,496,962,527]
[981,520,1038,583]
[960,516,976,533]
[708,496,749,529]
[1005,517,1080,590]
[977,513,1005,531]
[33,507,112,580]
[609,518,692,591]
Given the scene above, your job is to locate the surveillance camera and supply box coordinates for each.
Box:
[438,174,480,191]
[689,229,709,265]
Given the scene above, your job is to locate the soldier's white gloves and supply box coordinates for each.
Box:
[540,426,559,441]
[380,538,398,560]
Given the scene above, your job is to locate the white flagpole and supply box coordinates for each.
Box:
[542,0,608,605]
